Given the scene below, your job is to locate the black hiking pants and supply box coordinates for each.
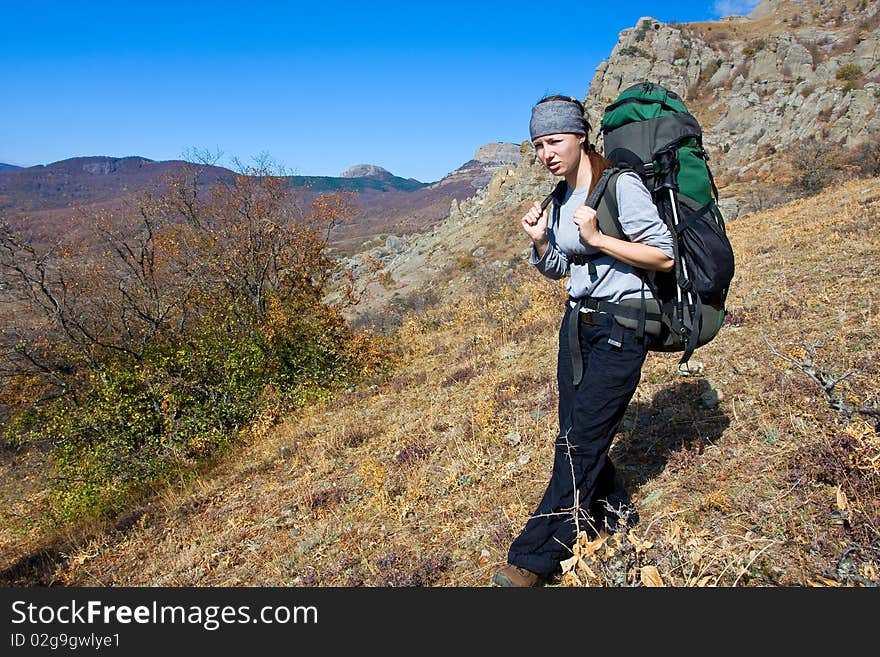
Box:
[507,302,648,577]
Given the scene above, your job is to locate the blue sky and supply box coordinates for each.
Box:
[1,0,760,182]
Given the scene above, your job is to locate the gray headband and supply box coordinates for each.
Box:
[529,100,587,141]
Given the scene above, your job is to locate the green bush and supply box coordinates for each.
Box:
[16,296,386,523]
[457,255,476,271]
[38,316,260,520]
[836,64,863,81]
[742,41,765,59]
[619,45,652,59]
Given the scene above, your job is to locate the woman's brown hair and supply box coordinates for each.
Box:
[535,95,613,195]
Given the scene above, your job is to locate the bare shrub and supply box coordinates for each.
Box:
[840,135,880,178]
[785,137,843,196]
[442,366,476,387]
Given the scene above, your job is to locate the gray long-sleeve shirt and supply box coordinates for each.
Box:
[529,171,674,304]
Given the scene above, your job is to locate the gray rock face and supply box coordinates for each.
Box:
[473,142,522,165]
[78,157,151,175]
[339,164,393,179]
[583,1,880,182]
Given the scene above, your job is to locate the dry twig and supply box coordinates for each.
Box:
[765,337,880,426]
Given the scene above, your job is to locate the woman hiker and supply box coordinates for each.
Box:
[492,95,675,587]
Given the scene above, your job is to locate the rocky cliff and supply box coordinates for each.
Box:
[425,142,522,190]
[584,0,879,185]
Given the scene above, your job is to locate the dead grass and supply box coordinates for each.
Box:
[2,177,879,587]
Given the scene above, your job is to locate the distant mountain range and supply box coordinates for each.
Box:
[0,156,429,213]
[0,145,522,254]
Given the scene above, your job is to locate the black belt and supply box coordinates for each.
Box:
[567,298,625,387]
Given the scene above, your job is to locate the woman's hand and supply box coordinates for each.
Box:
[573,206,674,271]
[521,200,549,247]
[572,205,603,248]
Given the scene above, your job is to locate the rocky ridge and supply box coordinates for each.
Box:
[334,142,550,325]
[423,142,522,190]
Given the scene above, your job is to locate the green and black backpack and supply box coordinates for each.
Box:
[545,81,735,364]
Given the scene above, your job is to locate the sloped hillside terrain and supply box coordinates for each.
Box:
[2,0,878,588]
[3,173,877,587]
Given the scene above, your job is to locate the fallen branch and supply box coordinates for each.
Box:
[765,338,880,427]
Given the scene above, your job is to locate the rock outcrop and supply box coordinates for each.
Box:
[339,164,396,179]
[427,142,522,190]
[473,142,522,165]
[583,0,880,183]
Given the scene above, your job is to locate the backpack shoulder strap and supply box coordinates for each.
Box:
[540,180,567,213]
[541,167,627,239]
[592,167,627,241]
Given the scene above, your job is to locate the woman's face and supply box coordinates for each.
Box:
[532,133,585,177]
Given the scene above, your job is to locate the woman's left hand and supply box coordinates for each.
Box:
[572,206,603,248]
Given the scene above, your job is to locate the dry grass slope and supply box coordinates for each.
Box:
[2,176,878,586]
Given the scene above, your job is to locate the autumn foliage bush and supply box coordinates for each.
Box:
[0,163,391,522]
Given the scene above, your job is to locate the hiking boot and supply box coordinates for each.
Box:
[492,564,543,587]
